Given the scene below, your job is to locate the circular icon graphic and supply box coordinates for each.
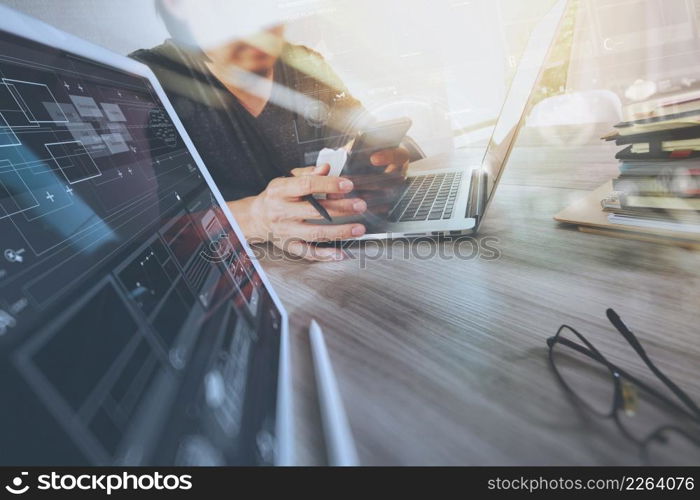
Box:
[304,100,330,128]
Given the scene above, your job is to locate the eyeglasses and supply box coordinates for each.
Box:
[547,308,700,465]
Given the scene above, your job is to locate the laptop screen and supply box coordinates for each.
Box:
[0,28,285,465]
[480,0,566,205]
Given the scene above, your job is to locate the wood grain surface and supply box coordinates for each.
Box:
[258,125,700,465]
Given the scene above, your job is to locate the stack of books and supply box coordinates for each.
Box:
[602,90,700,234]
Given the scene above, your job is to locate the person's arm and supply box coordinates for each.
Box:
[227,164,368,261]
[226,195,267,241]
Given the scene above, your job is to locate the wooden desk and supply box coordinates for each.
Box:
[259,125,700,465]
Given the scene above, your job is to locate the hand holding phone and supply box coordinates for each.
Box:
[340,117,412,216]
[342,117,412,176]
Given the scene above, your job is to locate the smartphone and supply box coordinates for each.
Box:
[342,117,412,176]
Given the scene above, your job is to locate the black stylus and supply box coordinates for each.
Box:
[303,194,333,222]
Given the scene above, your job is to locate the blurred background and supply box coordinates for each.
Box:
[5,0,700,155]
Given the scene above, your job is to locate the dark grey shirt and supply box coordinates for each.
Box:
[131,40,367,201]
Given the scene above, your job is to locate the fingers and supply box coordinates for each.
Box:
[291,221,366,242]
[384,162,409,176]
[269,174,354,198]
[288,197,367,219]
[319,197,367,217]
[285,240,346,261]
[289,163,330,177]
[370,147,410,167]
[384,164,399,174]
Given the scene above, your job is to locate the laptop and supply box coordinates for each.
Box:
[346,0,567,240]
[0,5,292,465]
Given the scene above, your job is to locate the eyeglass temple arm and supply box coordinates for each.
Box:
[552,335,699,421]
[607,308,700,419]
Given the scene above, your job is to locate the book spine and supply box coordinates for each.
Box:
[624,100,700,121]
[622,195,700,211]
[614,174,700,196]
[616,148,700,160]
[619,163,700,174]
[615,125,700,144]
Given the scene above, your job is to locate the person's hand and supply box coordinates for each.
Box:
[247,164,367,261]
[341,146,410,214]
[369,146,410,176]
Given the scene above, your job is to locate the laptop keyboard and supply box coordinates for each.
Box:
[389,173,462,222]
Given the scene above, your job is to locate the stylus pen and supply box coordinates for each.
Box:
[303,194,332,222]
[282,173,332,222]
[308,319,359,466]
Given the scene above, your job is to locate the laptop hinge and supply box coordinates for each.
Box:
[466,169,488,224]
